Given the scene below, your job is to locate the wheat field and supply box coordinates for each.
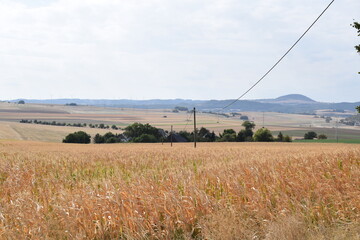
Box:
[0,141,359,239]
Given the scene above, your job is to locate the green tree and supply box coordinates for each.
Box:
[351,21,360,55]
[237,130,246,142]
[63,131,91,144]
[93,133,105,144]
[253,128,274,142]
[198,127,209,136]
[304,131,317,140]
[352,21,360,111]
[18,100,25,104]
[242,121,255,131]
[277,132,284,142]
[241,121,256,141]
[218,129,236,142]
[223,129,236,135]
[198,127,216,142]
[124,123,161,142]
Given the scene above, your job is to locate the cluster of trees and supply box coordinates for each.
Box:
[88,123,120,130]
[215,122,291,142]
[63,121,294,144]
[177,127,216,142]
[304,131,327,140]
[94,132,125,144]
[64,123,164,144]
[123,122,164,143]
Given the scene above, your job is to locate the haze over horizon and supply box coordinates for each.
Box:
[1,0,359,102]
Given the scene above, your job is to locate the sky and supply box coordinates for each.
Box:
[0,0,359,102]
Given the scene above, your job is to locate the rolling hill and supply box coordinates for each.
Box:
[7,94,360,114]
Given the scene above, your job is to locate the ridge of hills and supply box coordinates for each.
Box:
[6,94,359,114]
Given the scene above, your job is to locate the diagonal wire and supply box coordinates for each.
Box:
[223,0,336,110]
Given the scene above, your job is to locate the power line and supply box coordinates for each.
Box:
[223,0,336,110]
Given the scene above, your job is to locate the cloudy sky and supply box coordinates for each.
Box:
[0,0,359,102]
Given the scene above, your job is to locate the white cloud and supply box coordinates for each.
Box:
[0,0,359,101]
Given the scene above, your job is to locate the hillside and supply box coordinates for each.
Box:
[8,94,360,114]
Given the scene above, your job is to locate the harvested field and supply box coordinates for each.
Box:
[1,102,360,143]
[0,141,359,239]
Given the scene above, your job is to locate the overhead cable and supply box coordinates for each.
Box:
[223,0,336,109]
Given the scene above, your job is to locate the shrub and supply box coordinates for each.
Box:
[284,135,292,142]
[318,134,328,140]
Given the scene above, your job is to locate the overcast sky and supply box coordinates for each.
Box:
[0,0,359,102]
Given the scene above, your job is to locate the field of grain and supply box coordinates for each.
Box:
[0,141,359,239]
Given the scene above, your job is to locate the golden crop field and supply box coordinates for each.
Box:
[0,141,359,239]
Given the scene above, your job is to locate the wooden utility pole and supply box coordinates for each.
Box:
[193,107,197,148]
[171,125,173,147]
[262,112,265,128]
[335,120,339,143]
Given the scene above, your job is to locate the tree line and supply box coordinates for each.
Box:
[63,121,293,144]
[20,119,120,130]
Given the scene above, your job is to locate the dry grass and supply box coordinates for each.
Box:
[0,141,359,239]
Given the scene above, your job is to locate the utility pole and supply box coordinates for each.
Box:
[193,107,197,148]
[262,112,265,128]
[335,120,339,143]
[171,125,173,147]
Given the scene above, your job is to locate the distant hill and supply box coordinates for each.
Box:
[8,94,360,114]
[274,94,316,103]
[256,94,316,104]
